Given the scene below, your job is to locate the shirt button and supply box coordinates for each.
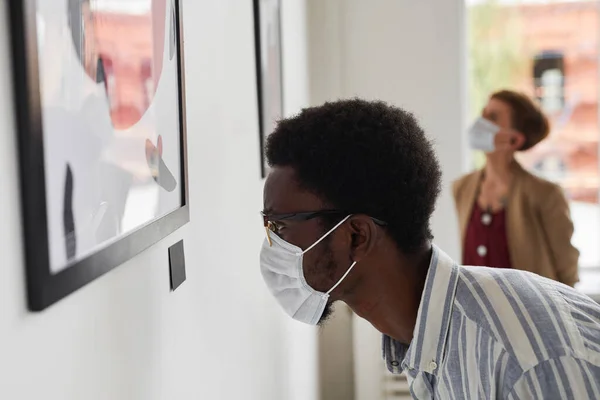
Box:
[481,213,492,225]
[477,245,487,257]
[391,361,400,367]
[429,361,438,371]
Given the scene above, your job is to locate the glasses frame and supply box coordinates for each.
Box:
[260,209,387,246]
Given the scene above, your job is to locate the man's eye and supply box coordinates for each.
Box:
[269,221,283,233]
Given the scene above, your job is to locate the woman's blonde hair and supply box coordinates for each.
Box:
[491,90,550,151]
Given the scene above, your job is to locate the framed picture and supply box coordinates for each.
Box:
[8,0,189,311]
[253,0,284,178]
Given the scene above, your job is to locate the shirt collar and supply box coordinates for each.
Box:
[382,244,460,376]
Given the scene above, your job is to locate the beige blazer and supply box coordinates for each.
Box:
[452,163,580,286]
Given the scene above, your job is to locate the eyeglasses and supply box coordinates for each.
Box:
[260,209,387,246]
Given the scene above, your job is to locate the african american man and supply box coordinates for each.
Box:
[260,99,600,399]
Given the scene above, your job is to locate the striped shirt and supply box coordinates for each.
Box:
[383,245,600,399]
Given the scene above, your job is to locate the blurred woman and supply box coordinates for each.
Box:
[453,90,579,286]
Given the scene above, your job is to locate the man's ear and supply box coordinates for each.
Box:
[347,215,379,263]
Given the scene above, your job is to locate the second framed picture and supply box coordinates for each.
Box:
[9,0,189,311]
[254,0,284,178]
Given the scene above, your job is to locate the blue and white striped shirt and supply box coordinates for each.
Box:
[383,245,600,399]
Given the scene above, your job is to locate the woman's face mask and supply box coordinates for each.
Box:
[468,117,501,152]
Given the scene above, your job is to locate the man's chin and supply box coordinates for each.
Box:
[317,301,335,326]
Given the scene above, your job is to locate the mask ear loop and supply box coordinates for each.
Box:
[326,261,357,295]
[299,214,357,294]
[302,214,352,255]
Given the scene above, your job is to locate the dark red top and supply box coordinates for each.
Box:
[463,204,512,269]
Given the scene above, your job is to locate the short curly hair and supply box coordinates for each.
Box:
[265,98,442,254]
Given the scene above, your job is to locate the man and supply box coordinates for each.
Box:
[260,99,600,399]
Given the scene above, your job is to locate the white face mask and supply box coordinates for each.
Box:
[468,117,501,152]
[260,215,357,325]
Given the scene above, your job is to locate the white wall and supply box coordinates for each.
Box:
[280,2,320,400]
[319,303,356,400]
[0,1,316,400]
[307,1,466,399]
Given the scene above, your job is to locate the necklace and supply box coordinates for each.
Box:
[477,176,508,226]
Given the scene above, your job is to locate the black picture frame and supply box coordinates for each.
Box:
[8,0,190,311]
[253,0,284,178]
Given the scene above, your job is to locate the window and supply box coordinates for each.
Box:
[534,51,565,113]
[466,0,600,293]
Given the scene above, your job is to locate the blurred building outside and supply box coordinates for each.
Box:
[468,0,600,279]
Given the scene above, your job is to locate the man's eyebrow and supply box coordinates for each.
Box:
[262,207,274,215]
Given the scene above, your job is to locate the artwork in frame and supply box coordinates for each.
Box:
[8,0,189,311]
[253,0,284,178]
